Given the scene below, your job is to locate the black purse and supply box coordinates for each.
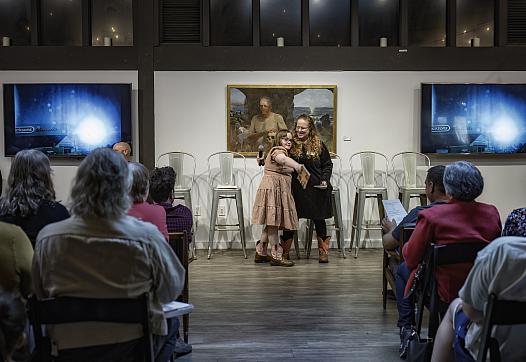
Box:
[407,336,433,362]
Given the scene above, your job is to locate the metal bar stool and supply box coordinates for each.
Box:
[390,152,430,211]
[157,151,198,259]
[207,151,247,259]
[349,151,389,258]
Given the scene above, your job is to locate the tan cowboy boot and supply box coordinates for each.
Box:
[270,245,294,267]
[318,236,331,263]
[280,237,294,261]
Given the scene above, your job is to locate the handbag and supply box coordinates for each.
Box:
[407,261,426,298]
[406,336,433,362]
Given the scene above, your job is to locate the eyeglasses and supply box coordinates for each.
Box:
[282,138,293,142]
[295,126,309,131]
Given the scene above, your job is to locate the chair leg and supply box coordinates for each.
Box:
[350,192,359,253]
[306,220,314,259]
[293,231,300,259]
[332,190,346,258]
[401,191,411,211]
[382,252,388,310]
[235,191,247,259]
[208,192,219,259]
[184,191,196,260]
[354,192,366,258]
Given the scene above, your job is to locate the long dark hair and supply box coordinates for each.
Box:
[0,149,56,218]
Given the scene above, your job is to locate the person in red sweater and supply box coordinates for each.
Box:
[127,162,169,241]
[396,161,501,359]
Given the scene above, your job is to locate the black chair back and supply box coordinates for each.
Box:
[416,241,488,338]
[477,293,526,362]
[168,231,190,342]
[28,293,153,362]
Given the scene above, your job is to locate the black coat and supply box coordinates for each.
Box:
[290,142,333,220]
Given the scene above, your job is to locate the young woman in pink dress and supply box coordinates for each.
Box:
[252,130,305,267]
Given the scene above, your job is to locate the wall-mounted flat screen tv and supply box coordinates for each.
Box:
[3,83,132,157]
[421,83,526,155]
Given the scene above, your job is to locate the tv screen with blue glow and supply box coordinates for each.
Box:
[421,83,526,155]
[3,83,132,157]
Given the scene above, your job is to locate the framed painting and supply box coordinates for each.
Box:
[227,85,337,156]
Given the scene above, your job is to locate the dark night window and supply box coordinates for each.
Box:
[0,0,31,45]
[409,0,446,46]
[309,0,350,46]
[41,0,82,45]
[359,0,399,46]
[210,0,252,45]
[260,0,301,46]
[92,0,133,46]
[456,0,494,47]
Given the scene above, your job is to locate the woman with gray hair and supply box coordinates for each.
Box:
[127,162,169,240]
[396,161,502,359]
[0,149,69,246]
[32,148,184,362]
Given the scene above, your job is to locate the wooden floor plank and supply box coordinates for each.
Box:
[178,249,400,361]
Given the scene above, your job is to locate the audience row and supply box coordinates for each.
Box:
[0,148,193,362]
[382,161,526,361]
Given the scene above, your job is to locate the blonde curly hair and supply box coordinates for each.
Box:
[290,114,322,159]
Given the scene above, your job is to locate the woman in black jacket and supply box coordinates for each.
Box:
[281,114,333,263]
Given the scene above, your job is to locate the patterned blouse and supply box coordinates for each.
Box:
[502,208,526,237]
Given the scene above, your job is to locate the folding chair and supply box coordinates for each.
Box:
[28,293,154,362]
[477,293,526,362]
[168,231,190,343]
[415,242,488,338]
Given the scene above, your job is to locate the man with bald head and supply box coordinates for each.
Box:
[247,96,288,148]
[112,141,131,161]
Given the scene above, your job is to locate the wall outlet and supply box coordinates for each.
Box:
[194,205,201,216]
[218,205,226,217]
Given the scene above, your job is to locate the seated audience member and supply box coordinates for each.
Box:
[112,141,132,161]
[149,167,193,238]
[382,165,447,276]
[0,292,27,362]
[431,236,526,362]
[32,148,185,362]
[0,222,33,299]
[0,149,69,246]
[502,207,526,237]
[148,166,193,357]
[128,163,169,241]
[397,161,502,359]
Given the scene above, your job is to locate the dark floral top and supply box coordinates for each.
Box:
[502,208,526,237]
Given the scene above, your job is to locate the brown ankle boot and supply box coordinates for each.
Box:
[318,236,330,263]
[254,241,271,263]
[280,238,294,260]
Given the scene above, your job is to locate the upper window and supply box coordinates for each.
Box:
[456,0,494,47]
[0,0,31,45]
[309,0,350,46]
[41,0,82,45]
[409,0,446,46]
[92,0,133,46]
[260,0,302,46]
[210,0,252,45]
[359,0,399,46]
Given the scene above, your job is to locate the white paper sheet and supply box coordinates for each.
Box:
[382,199,408,225]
